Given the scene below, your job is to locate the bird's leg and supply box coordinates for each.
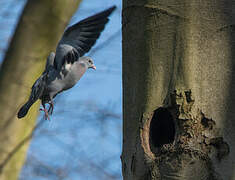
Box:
[48,101,54,115]
[40,104,50,120]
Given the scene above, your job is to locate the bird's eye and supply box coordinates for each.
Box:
[88,60,92,63]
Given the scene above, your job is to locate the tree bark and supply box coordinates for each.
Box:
[0,0,81,179]
[122,0,234,179]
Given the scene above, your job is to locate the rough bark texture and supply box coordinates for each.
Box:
[0,0,81,179]
[122,0,235,179]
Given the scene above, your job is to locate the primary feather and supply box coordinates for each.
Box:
[54,6,116,71]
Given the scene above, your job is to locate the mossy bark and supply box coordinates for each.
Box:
[122,0,235,179]
[0,0,82,179]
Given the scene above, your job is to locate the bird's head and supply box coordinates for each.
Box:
[82,57,96,70]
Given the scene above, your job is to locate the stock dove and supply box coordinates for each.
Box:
[18,6,116,119]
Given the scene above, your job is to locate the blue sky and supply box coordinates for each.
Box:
[0,0,122,179]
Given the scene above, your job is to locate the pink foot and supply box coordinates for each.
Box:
[40,108,50,120]
[48,102,54,115]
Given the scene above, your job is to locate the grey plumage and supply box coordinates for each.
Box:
[18,6,116,119]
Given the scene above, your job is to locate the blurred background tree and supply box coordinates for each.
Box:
[0,0,122,180]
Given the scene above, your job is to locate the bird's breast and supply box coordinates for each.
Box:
[62,62,87,90]
[46,62,87,96]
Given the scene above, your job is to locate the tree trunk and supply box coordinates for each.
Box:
[122,0,234,179]
[0,0,81,179]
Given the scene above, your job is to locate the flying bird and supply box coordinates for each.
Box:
[17,6,116,120]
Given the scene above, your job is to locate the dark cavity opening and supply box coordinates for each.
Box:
[150,107,175,148]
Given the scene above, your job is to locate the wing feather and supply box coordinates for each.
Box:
[53,6,116,70]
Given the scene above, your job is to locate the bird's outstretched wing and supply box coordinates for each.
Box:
[53,6,116,71]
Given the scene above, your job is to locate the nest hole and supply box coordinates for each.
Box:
[150,107,175,148]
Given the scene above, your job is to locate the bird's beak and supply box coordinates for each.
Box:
[91,65,96,70]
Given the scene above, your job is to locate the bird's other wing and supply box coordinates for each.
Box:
[17,74,47,118]
[53,6,116,71]
[44,52,55,72]
[30,73,47,102]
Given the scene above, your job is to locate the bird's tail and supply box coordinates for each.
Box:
[17,101,34,119]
